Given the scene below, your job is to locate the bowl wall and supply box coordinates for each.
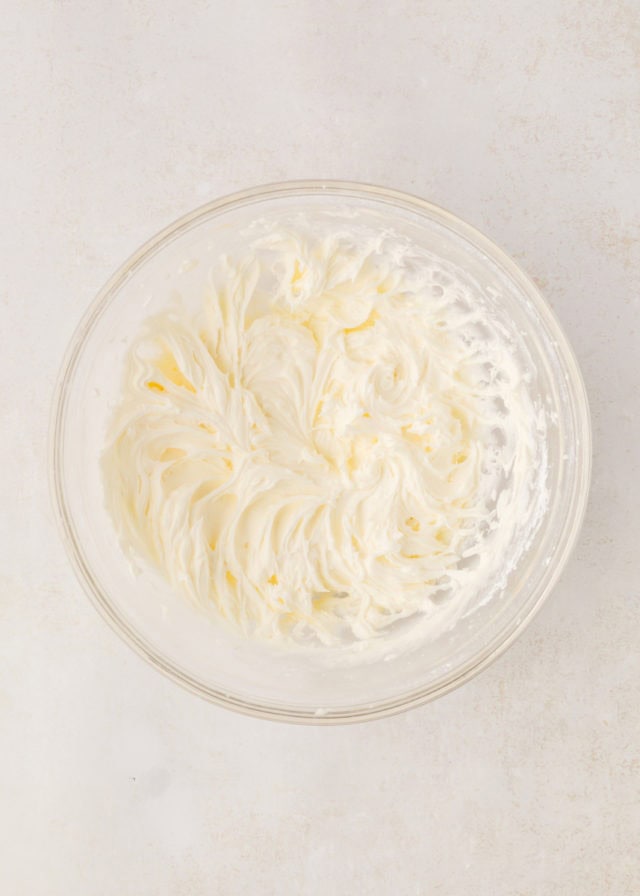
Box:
[51,182,591,722]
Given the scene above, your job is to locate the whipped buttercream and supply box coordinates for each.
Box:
[103,226,547,647]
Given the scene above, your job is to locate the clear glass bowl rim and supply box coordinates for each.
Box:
[50,180,592,724]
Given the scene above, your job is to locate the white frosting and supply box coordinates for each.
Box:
[103,227,547,649]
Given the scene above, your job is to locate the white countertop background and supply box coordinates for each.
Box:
[2,2,639,893]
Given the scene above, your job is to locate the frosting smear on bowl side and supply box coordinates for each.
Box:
[103,228,547,647]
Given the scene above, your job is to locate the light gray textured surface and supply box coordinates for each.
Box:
[1,2,639,893]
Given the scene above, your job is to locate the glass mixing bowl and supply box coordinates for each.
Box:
[50,181,591,723]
